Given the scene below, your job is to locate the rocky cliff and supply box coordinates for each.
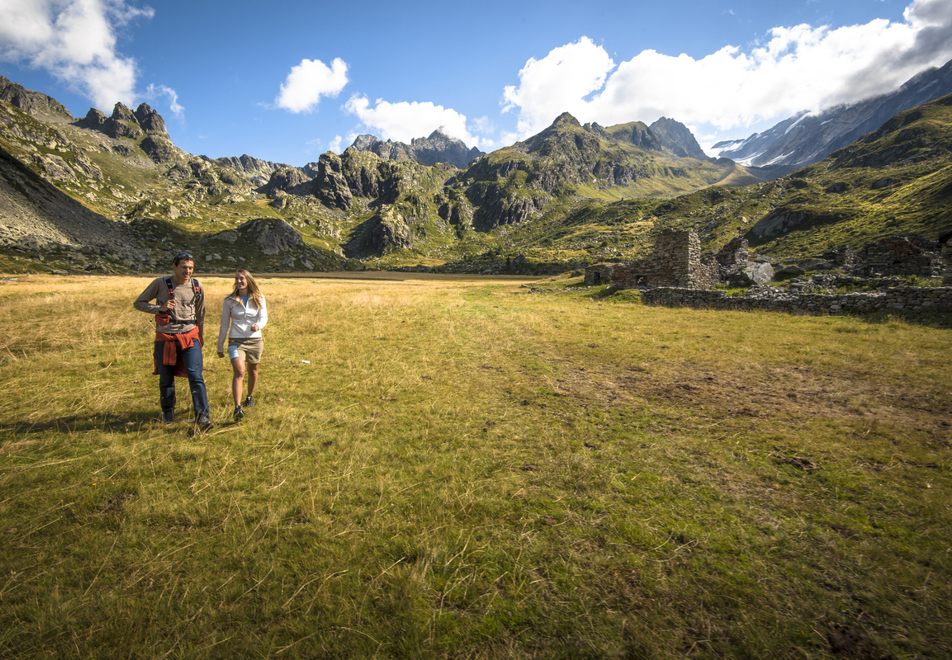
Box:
[0,76,73,121]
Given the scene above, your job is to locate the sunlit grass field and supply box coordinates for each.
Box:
[1,272,950,658]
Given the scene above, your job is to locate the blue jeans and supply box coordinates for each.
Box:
[154,340,210,421]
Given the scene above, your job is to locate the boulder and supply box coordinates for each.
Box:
[728,262,774,287]
[775,265,805,280]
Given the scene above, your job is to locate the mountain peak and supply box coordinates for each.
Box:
[551,112,582,129]
[648,117,709,159]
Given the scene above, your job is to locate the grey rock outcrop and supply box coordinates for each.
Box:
[238,218,305,255]
[346,207,414,256]
[77,101,171,142]
[133,103,168,135]
[140,135,177,163]
[309,153,353,210]
[214,154,290,187]
[261,167,311,196]
[0,76,73,121]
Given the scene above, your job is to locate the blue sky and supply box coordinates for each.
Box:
[2,0,952,166]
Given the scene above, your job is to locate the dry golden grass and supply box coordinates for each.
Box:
[1,272,950,658]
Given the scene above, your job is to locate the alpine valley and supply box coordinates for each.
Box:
[1,61,951,276]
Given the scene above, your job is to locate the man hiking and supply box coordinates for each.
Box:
[134,253,212,430]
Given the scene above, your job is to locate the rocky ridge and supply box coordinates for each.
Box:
[349,129,485,169]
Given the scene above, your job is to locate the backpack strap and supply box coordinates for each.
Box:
[159,276,201,325]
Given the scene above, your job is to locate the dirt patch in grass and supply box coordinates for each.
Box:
[546,360,951,436]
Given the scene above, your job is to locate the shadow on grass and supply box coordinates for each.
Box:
[5,410,185,436]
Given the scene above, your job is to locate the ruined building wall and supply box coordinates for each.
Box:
[861,235,942,277]
[641,285,952,315]
[584,264,614,286]
[611,230,721,289]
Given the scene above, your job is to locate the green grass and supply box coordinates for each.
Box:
[1,273,951,658]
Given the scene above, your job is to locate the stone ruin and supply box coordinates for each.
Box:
[583,263,614,286]
[585,229,950,291]
[585,229,763,289]
[581,229,952,316]
[859,234,943,278]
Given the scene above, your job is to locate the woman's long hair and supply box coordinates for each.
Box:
[231,269,264,308]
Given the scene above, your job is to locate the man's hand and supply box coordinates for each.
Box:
[217,351,225,358]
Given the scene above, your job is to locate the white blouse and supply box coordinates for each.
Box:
[217,294,267,353]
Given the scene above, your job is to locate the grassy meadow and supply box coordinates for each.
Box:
[1,272,951,658]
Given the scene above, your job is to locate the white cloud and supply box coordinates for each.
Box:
[502,0,952,141]
[0,0,154,110]
[275,58,349,113]
[145,83,183,120]
[344,95,485,148]
[501,37,615,142]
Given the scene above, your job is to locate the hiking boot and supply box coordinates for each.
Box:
[233,405,244,422]
[197,415,214,432]
[162,411,174,424]
[243,395,255,408]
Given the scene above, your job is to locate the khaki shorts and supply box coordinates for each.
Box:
[228,337,264,364]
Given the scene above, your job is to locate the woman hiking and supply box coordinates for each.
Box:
[217,269,268,421]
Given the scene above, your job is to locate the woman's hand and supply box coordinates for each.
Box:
[251,324,260,332]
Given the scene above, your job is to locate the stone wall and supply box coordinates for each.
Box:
[641,285,952,315]
[861,235,942,277]
[611,229,723,289]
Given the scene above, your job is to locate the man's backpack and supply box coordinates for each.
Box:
[157,276,202,325]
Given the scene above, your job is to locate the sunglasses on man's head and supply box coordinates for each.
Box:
[176,253,194,260]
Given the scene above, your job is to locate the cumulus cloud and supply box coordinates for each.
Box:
[0,0,153,110]
[344,95,485,148]
[502,0,952,141]
[145,83,183,120]
[501,37,615,142]
[275,58,349,113]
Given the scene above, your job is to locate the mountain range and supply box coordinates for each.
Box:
[712,58,952,179]
[0,68,950,276]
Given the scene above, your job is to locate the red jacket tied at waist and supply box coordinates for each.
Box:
[153,327,202,377]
